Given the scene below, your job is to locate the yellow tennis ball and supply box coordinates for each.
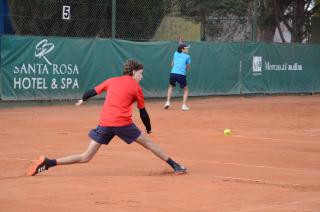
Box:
[224,129,231,136]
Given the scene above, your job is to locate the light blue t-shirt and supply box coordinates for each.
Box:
[171,51,191,76]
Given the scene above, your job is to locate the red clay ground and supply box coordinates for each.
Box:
[0,95,320,212]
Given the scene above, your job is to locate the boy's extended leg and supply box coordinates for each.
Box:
[26,139,101,176]
[135,133,187,174]
[135,133,169,161]
[56,139,101,165]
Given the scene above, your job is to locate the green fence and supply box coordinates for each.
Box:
[1,35,320,100]
[241,43,320,93]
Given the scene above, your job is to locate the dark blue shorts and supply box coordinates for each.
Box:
[169,73,187,88]
[89,123,141,145]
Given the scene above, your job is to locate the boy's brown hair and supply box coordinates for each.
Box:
[123,60,144,76]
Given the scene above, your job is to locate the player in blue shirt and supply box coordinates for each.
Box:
[164,43,191,111]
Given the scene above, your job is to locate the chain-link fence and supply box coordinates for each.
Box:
[1,0,319,43]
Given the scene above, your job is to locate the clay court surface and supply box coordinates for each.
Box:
[1,95,320,211]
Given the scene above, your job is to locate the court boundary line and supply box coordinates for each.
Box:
[183,158,320,174]
[0,155,306,188]
[1,150,319,174]
[1,155,318,189]
[237,198,320,212]
[202,174,303,187]
[232,134,318,145]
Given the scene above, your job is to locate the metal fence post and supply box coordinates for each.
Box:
[252,0,257,42]
[0,0,5,35]
[112,0,116,39]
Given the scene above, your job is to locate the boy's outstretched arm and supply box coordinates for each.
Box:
[75,89,98,106]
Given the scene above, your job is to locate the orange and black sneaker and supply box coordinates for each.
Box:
[26,156,50,176]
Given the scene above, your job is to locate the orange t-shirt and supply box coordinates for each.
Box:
[94,75,145,127]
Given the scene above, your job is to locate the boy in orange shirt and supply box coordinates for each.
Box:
[27,60,187,176]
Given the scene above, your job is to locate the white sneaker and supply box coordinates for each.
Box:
[164,101,170,109]
[181,104,190,111]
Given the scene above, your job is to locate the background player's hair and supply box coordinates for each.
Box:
[177,43,190,53]
[123,60,144,76]
[177,46,183,53]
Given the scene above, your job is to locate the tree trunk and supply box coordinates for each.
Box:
[257,27,276,42]
[291,0,305,42]
[256,0,277,42]
[200,14,206,41]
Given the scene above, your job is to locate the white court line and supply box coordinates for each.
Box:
[1,149,319,175]
[141,169,306,187]
[4,154,317,175]
[237,198,320,212]
[0,151,44,156]
[202,174,303,187]
[0,132,86,135]
[0,157,33,161]
[209,126,319,143]
[233,135,283,141]
[232,134,317,145]
[0,150,112,157]
[304,129,320,132]
[183,158,320,174]
[237,129,320,137]
[0,153,113,162]
[0,156,315,189]
[117,168,307,187]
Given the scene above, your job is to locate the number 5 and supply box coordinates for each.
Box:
[62,6,71,20]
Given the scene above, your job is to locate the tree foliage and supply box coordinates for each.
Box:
[176,0,249,41]
[174,0,320,42]
[255,0,319,42]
